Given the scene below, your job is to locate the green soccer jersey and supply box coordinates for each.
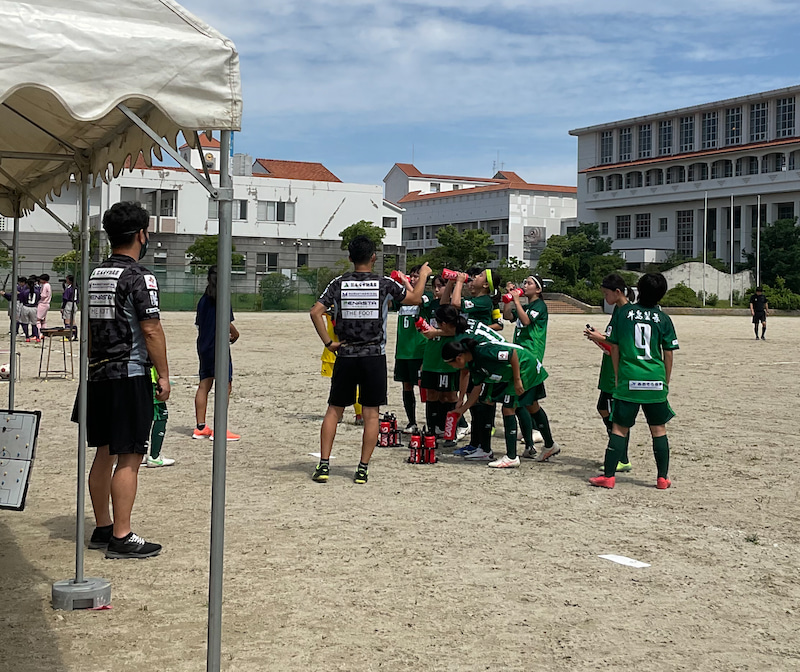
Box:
[461,318,507,345]
[461,294,493,326]
[467,341,538,395]
[607,302,679,403]
[421,298,453,374]
[394,292,432,360]
[597,309,618,393]
[511,298,548,387]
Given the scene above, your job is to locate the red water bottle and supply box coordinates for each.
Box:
[391,270,407,283]
[409,430,422,463]
[415,316,432,333]
[423,428,437,464]
[444,411,459,441]
[502,287,524,303]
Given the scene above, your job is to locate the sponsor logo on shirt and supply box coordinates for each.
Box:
[342,280,379,290]
[91,267,124,279]
[89,279,118,292]
[89,306,115,320]
[498,350,509,361]
[672,339,679,346]
[342,309,380,319]
[145,274,158,290]
[489,373,503,381]
[629,380,664,390]
[89,293,115,306]
[149,290,159,307]
[146,307,160,314]
[342,289,379,299]
[463,300,474,309]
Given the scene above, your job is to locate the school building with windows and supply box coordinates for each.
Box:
[569,85,800,268]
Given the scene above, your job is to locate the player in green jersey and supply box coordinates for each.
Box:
[419,275,459,438]
[504,274,560,462]
[441,338,542,468]
[589,273,679,490]
[433,304,506,458]
[584,274,634,472]
[393,266,432,432]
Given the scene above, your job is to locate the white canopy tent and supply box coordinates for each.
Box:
[0,1,241,669]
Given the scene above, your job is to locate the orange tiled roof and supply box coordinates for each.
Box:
[398,179,576,203]
[581,136,800,173]
[178,136,221,150]
[254,159,341,182]
[393,163,502,184]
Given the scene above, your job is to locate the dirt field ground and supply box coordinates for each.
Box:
[1,311,798,671]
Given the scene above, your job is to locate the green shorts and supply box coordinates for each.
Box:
[499,382,546,409]
[611,399,674,428]
[393,358,422,384]
[420,370,458,392]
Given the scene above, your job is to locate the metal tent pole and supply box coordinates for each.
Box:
[8,194,20,408]
[207,130,233,672]
[730,194,734,307]
[756,195,762,287]
[52,168,110,611]
[702,192,708,307]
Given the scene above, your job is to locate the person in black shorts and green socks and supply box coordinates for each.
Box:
[310,236,431,484]
[144,367,175,467]
[393,265,431,432]
[504,274,559,462]
[590,273,679,490]
[584,273,634,472]
[749,286,768,340]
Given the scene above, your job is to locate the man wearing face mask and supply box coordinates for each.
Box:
[75,201,170,559]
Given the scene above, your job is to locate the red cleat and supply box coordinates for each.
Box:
[656,477,671,490]
[589,475,615,489]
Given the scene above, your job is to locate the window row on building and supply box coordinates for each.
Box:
[592,150,800,192]
[599,97,796,164]
[152,250,309,274]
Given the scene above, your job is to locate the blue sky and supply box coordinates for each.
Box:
[181,0,800,188]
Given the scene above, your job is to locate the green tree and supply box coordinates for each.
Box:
[260,272,293,308]
[745,218,800,293]
[185,234,245,272]
[498,257,532,286]
[425,225,495,270]
[339,220,386,251]
[536,222,622,285]
[51,223,104,274]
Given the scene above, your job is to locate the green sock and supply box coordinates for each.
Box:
[516,406,534,448]
[605,434,627,477]
[402,390,416,426]
[502,414,518,460]
[150,404,168,459]
[602,415,613,436]
[652,435,669,479]
[532,408,553,447]
[620,433,630,464]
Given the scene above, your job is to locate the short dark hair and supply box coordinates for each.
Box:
[637,273,667,307]
[348,235,375,264]
[103,202,149,248]
[66,274,74,282]
[39,273,50,282]
[441,337,478,361]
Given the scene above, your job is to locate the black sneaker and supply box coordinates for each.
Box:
[354,465,369,484]
[105,532,162,559]
[88,524,113,550]
[312,462,330,482]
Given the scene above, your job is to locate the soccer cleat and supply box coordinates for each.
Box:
[761,336,765,340]
[589,475,615,489]
[312,462,330,482]
[88,524,113,550]
[192,425,213,439]
[211,429,241,441]
[354,414,364,425]
[616,462,633,472]
[141,454,148,465]
[521,446,538,459]
[536,443,561,462]
[354,465,369,484]
[442,439,457,449]
[402,423,418,435]
[656,477,672,490]
[488,455,521,469]
[464,447,494,461]
[147,455,175,468]
[455,422,471,441]
[105,532,162,559]
[453,444,478,457]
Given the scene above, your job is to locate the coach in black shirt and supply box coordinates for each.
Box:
[78,202,170,559]
[310,235,431,484]
[749,286,769,340]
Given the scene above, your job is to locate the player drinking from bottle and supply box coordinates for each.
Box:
[589,273,679,490]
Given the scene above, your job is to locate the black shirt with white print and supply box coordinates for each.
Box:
[88,254,160,381]
[318,271,406,358]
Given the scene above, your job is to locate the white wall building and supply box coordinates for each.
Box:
[385,164,577,267]
[2,136,404,278]
[570,85,800,268]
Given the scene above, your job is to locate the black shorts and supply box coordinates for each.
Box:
[199,348,233,382]
[611,399,675,428]
[329,355,387,408]
[73,376,153,455]
[420,370,458,392]
[597,391,614,415]
[500,382,547,408]
[393,358,422,383]
[752,312,766,324]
